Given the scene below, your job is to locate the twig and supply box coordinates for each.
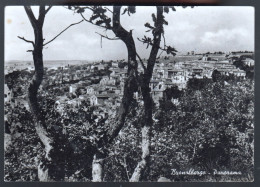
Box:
[156,33,167,59]
[43,19,84,46]
[136,52,146,71]
[162,33,166,49]
[156,50,164,59]
[137,37,170,57]
[95,32,120,41]
[104,6,113,13]
[17,36,35,47]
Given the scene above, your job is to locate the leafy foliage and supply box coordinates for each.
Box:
[122,6,136,16]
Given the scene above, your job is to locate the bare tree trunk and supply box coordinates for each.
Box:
[130,82,153,182]
[130,125,151,181]
[92,153,104,182]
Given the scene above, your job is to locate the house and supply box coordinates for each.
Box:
[112,61,119,68]
[215,61,231,68]
[172,75,186,84]
[192,67,204,78]
[242,58,255,67]
[87,87,95,95]
[100,76,116,86]
[115,89,121,95]
[100,76,109,85]
[89,95,98,106]
[167,69,184,79]
[89,94,112,106]
[96,95,111,106]
[4,84,13,103]
[217,68,234,76]
[69,85,77,93]
[105,85,117,91]
[97,64,105,70]
[233,69,246,78]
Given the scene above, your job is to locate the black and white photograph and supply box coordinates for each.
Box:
[4,5,254,182]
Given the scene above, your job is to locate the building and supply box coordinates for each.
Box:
[242,58,255,67]
[4,84,13,103]
[69,85,77,93]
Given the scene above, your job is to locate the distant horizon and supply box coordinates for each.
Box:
[5,49,254,64]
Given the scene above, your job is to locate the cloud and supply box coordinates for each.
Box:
[200,28,253,52]
[5,6,254,61]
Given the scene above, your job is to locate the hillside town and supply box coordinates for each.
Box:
[4,51,254,123]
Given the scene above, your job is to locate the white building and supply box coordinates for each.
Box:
[242,58,255,67]
[4,84,13,103]
[69,85,77,93]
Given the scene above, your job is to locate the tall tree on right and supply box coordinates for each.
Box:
[129,6,179,181]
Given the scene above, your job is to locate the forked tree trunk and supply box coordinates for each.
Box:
[130,6,164,182]
[92,6,139,181]
[24,6,66,181]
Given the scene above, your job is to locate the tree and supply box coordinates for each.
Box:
[130,6,184,181]
[71,5,190,181]
[212,69,222,82]
[153,79,254,181]
[18,6,83,181]
[70,5,140,181]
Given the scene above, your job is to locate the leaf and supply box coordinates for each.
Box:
[152,13,157,23]
[76,8,85,14]
[170,6,176,11]
[104,17,111,25]
[128,6,136,14]
[163,19,168,25]
[90,14,99,22]
[144,22,154,29]
[96,20,104,26]
[122,8,128,15]
[164,6,169,13]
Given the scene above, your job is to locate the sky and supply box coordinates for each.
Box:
[5,6,254,62]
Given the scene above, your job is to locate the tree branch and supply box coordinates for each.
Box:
[38,6,46,27]
[17,36,35,47]
[104,6,113,13]
[43,19,84,46]
[24,6,37,29]
[45,6,52,14]
[95,32,120,41]
[80,12,109,30]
